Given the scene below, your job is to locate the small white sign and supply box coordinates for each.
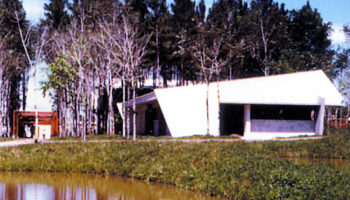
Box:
[38,125,51,140]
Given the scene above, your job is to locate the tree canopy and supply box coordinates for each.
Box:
[0,0,344,138]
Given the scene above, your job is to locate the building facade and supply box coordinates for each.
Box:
[118,70,342,139]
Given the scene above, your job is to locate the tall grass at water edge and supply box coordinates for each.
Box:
[0,129,350,199]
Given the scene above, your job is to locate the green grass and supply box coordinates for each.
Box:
[49,134,125,141]
[1,129,350,199]
[49,134,240,141]
[0,137,14,142]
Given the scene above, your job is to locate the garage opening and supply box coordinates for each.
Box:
[220,104,244,136]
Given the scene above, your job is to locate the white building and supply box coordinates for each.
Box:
[117,70,342,140]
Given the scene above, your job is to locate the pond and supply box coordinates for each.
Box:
[0,172,218,200]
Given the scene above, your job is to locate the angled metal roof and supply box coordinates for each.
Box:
[123,70,342,107]
[217,70,342,106]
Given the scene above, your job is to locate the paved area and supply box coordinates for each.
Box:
[0,139,34,147]
[0,136,323,147]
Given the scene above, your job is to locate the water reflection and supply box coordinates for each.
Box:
[0,172,217,200]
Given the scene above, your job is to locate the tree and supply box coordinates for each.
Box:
[243,0,290,76]
[287,1,333,74]
[104,15,150,140]
[41,0,70,64]
[42,54,78,137]
[334,48,350,117]
[191,18,238,135]
[195,0,205,22]
[15,11,48,141]
[41,0,70,31]
[0,0,30,137]
[191,22,220,135]
[125,0,148,24]
[144,0,172,87]
[0,26,9,137]
[344,25,350,43]
[69,0,120,28]
[171,0,196,85]
[94,6,123,136]
[43,10,91,141]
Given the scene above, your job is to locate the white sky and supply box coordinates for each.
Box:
[22,0,51,111]
[22,0,48,23]
[25,65,53,112]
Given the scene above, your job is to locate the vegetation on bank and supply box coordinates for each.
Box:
[49,134,240,141]
[0,138,13,142]
[0,129,350,199]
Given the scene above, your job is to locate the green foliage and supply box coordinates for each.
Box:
[2,131,350,198]
[171,0,195,31]
[42,0,70,31]
[206,0,334,77]
[42,55,78,95]
[0,0,30,130]
[143,0,174,86]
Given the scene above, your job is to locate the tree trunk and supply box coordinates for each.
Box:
[84,98,88,140]
[133,77,137,141]
[156,24,161,88]
[6,82,10,138]
[127,84,131,140]
[76,95,80,138]
[153,65,157,88]
[260,19,269,76]
[206,82,210,135]
[216,81,221,136]
[107,71,115,135]
[122,77,126,138]
[58,91,62,137]
[22,72,26,111]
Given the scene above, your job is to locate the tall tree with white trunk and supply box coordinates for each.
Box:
[102,14,150,140]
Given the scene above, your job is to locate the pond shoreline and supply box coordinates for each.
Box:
[0,171,217,199]
[0,129,350,199]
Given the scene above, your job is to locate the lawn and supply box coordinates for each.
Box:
[48,134,240,141]
[0,128,350,199]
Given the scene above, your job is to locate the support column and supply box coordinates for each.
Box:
[316,98,325,136]
[244,104,251,136]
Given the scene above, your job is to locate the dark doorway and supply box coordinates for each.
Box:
[220,104,244,136]
[144,103,168,136]
[145,104,156,135]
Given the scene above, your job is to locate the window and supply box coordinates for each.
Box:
[251,105,319,120]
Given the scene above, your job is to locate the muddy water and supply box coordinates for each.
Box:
[0,172,218,200]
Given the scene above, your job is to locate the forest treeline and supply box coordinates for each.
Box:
[0,0,349,139]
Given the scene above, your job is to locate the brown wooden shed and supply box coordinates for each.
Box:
[13,111,59,138]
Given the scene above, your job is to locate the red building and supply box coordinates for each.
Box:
[13,111,59,138]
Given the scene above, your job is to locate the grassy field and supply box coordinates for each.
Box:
[49,134,240,141]
[0,138,13,142]
[0,129,350,199]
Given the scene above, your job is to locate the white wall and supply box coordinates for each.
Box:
[127,70,341,138]
[38,125,51,140]
[251,120,315,132]
[155,85,209,137]
[244,120,316,140]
